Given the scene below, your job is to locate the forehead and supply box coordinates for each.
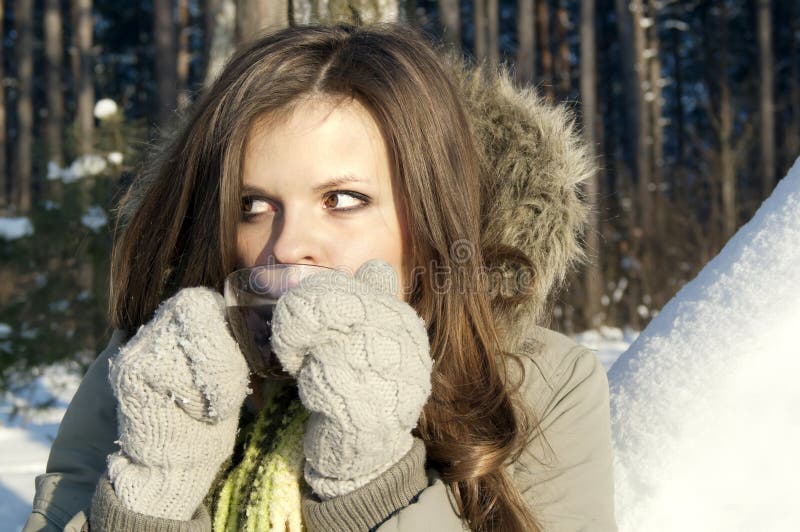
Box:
[242,96,392,187]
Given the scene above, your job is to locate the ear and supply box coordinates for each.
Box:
[355,259,399,297]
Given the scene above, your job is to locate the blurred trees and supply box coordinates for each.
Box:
[0,0,798,391]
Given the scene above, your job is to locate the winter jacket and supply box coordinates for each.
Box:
[24,326,615,532]
[23,57,617,532]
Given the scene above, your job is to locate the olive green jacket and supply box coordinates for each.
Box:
[23,324,615,532]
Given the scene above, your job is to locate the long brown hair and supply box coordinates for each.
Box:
[109,22,542,531]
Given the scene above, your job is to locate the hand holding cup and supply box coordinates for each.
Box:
[270,259,433,499]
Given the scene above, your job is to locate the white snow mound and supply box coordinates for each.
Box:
[608,157,800,531]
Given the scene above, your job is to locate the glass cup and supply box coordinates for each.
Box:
[224,263,333,380]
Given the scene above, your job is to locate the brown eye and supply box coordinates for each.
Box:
[241,196,273,218]
[323,194,338,209]
[323,191,369,212]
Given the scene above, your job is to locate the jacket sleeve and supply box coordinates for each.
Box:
[514,346,618,532]
[23,329,128,532]
[87,476,211,532]
[301,438,469,532]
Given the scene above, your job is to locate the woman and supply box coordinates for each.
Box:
[25,22,616,532]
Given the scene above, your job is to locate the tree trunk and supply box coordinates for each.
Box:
[629,0,652,233]
[76,0,94,155]
[439,0,461,51]
[0,2,6,211]
[177,0,191,111]
[294,1,400,25]
[474,0,487,63]
[76,0,96,320]
[537,0,553,101]
[70,1,79,102]
[789,1,800,167]
[671,19,687,209]
[15,0,34,213]
[45,0,65,168]
[487,0,499,69]
[758,0,775,197]
[203,0,218,76]
[719,3,736,241]
[614,0,638,178]
[203,0,236,87]
[646,0,663,232]
[580,0,602,327]
[626,0,654,315]
[403,0,416,25]
[335,0,399,23]
[154,0,177,127]
[671,22,684,169]
[236,0,288,43]
[556,1,570,98]
[515,0,536,84]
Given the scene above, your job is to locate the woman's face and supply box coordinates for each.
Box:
[236,96,410,297]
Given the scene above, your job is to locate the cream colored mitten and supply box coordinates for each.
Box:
[106,287,251,520]
[271,259,433,500]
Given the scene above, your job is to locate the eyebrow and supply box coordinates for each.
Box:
[241,174,367,195]
[311,174,367,194]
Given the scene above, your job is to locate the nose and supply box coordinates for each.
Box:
[268,206,321,265]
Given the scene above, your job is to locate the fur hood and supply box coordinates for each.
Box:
[116,58,593,355]
[445,58,593,353]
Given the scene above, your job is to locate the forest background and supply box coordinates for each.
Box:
[0,0,797,402]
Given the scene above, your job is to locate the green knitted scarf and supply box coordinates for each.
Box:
[205,382,309,532]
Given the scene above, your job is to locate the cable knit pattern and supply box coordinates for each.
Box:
[106,287,251,520]
[271,259,433,500]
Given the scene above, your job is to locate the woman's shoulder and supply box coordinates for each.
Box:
[505,326,618,531]
[509,325,607,408]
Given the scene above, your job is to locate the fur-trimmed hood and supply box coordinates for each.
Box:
[116,58,593,355]
[446,58,593,353]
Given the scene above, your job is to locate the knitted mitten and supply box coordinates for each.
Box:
[271,259,433,500]
[106,287,251,520]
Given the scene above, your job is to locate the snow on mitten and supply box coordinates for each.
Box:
[106,287,251,520]
[271,259,433,499]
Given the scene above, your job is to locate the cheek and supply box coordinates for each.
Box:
[235,226,265,268]
[347,227,407,298]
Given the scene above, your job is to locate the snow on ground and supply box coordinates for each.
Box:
[608,157,800,531]
[574,325,639,372]
[0,330,633,531]
[0,364,82,532]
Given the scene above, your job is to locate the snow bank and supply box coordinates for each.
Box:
[0,364,83,531]
[608,157,800,531]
